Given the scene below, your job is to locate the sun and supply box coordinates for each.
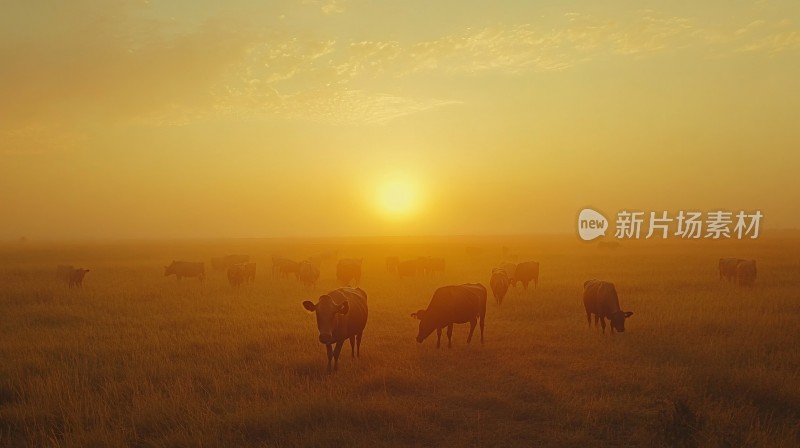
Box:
[377,178,419,218]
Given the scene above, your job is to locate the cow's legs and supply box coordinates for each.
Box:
[587,312,592,327]
[326,344,334,372]
[333,341,344,371]
[522,281,529,290]
[447,324,454,348]
[356,332,362,357]
[349,335,356,358]
[594,314,600,328]
[479,313,485,344]
[466,319,476,344]
[599,317,606,333]
[436,328,442,349]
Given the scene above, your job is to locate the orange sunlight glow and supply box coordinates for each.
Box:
[377,178,420,218]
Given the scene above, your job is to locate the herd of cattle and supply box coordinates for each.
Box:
[51,251,759,372]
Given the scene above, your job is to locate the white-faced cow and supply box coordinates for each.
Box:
[302,287,368,372]
[582,279,633,334]
[489,268,510,305]
[164,261,205,281]
[513,261,539,289]
[411,283,487,349]
[336,258,362,285]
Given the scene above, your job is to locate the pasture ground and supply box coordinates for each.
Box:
[0,235,798,447]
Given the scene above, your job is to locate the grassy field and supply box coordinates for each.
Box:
[0,236,798,447]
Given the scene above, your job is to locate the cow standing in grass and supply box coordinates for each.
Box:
[489,268,510,305]
[302,287,368,372]
[513,261,539,290]
[582,279,633,334]
[164,261,205,281]
[298,260,320,288]
[411,283,487,349]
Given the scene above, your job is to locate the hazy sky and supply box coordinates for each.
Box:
[1,0,798,239]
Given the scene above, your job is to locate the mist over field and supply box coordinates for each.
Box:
[1,236,799,447]
[3,0,800,446]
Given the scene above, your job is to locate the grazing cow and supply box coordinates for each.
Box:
[302,287,368,372]
[411,283,487,348]
[386,256,400,273]
[489,268,510,305]
[212,254,250,271]
[56,265,74,283]
[719,258,739,282]
[68,268,89,288]
[398,259,420,278]
[164,261,205,281]
[500,262,517,284]
[298,260,320,288]
[736,259,757,286]
[336,258,362,285]
[582,279,633,334]
[513,261,540,289]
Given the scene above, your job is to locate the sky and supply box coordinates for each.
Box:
[1,0,798,239]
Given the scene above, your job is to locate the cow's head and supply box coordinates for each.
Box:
[609,311,634,332]
[410,310,434,343]
[303,295,348,344]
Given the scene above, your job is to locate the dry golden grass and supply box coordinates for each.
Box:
[0,236,798,447]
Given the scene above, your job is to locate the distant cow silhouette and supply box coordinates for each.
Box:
[513,261,539,289]
[227,262,255,287]
[164,261,205,281]
[489,268,510,305]
[68,268,89,288]
[412,283,487,349]
[582,279,633,334]
[302,287,368,372]
[336,258,362,285]
[298,260,320,288]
